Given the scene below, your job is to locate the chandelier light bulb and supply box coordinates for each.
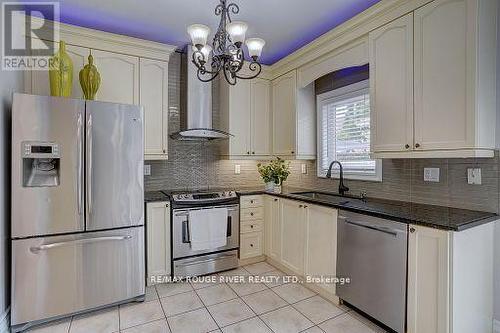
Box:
[200,44,212,60]
[187,24,211,49]
[245,38,265,60]
[226,21,248,47]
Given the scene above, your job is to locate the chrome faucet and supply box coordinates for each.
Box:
[326,161,350,196]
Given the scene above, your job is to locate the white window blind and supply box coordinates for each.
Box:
[317,80,381,181]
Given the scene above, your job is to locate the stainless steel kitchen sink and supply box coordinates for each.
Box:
[290,191,355,205]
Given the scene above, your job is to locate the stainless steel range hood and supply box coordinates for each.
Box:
[170,46,231,141]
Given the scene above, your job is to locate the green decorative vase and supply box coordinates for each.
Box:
[49,41,73,97]
[79,53,101,100]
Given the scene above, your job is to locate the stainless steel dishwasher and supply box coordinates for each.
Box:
[336,210,407,333]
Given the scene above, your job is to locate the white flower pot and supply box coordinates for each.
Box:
[265,181,274,192]
[273,184,282,194]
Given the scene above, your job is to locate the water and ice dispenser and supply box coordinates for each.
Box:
[22,141,61,187]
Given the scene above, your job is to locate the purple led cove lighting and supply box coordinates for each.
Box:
[260,0,381,64]
[25,0,381,65]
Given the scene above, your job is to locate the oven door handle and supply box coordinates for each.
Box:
[227,216,232,237]
[182,220,190,243]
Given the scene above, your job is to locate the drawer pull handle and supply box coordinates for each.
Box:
[250,225,254,228]
[250,212,254,216]
[250,244,253,247]
[250,200,254,203]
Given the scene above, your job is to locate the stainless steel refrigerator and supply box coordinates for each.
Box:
[10,94,145,331]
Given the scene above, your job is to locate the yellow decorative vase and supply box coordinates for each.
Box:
[49,41,73,97]
[79,53,101,100]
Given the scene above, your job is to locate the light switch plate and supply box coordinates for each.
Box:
[144,164,151,176]
[467,168,481,185]
[234,164,241,174]
[424,168,440,182]
[301,164,307,174]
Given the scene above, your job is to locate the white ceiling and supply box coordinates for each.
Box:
[42,0,381,64]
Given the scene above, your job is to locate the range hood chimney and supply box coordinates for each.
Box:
[170,45,231,141]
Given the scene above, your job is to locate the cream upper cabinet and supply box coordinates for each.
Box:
[264,195,281,261]
[146,201,171,286]
[272,71,296,156]
[280,199,306,275]
[304,204,337,295]
[140,58,169,160]
[272,70,316,159]
[251,78,272,155]
[371,0,497,158]
[29,42,89,99]
[407,225,450,333]
[370,13,414,153]
[91,49,139,105]
[220,77,271,158]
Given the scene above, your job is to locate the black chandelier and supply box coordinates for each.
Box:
[187,0,265,85]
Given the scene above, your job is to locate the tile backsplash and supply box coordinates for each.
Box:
[145,52,500,214]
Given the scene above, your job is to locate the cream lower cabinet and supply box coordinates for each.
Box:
[220,78,272,159]
[280,199,306,275]
[264,195,281,261]
[407,223,496,333]
[407,225,450,333]
[146,201,171,286]
[304,204,337,295]
[140,58,169,160]
[240,195,264,259]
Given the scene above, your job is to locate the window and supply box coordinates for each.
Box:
[317,80,382,181]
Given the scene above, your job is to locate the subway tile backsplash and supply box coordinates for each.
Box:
[144,52,500,214]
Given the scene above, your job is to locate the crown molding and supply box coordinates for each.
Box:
[269,0,434,79]
[26,16,177,62]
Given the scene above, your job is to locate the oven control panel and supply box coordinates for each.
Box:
[171,191,237,203]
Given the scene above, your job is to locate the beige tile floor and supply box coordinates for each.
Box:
[25,261,387,333]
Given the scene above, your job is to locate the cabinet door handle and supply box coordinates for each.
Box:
[252,152,255,154]
[250,212,254,216]
[250,225,254,228]
[303,205,307,208]
[405,144,410,149]
[274,198,278,202]
[250,243,254,247]
[250,200,254,204]
[291,151,295,154]
[410,227,416,233]
[299,205,303,208]
[415,143,420,148]
[247,151,250,155]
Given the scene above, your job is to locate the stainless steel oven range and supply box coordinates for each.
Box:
[165,190,240,277]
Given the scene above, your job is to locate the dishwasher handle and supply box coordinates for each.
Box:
[340,217,400,237]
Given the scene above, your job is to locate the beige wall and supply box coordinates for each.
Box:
[0,22,24,324]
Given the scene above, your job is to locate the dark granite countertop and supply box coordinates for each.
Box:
[145,187,497,231]
[235,187,498,232]
[144,191,169,203]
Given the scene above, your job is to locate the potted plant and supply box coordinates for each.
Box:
[257,163,274,191]
[257,157,291,193]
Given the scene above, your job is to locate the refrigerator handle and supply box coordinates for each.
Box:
[77,112,83,216]
[29,235,132,253]
[86,113,93,215]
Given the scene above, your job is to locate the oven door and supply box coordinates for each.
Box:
[172,204,239,259]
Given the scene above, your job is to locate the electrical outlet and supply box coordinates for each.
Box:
[144,164,151,176]
[424,168,440,182]
[234,164,241,174]
[467,168,481,185]
[301,164,307,174]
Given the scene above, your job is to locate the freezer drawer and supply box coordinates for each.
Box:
[11,227,145,326]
